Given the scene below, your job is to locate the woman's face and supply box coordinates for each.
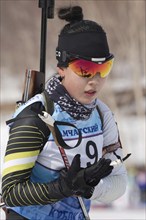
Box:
[57,66,107,105]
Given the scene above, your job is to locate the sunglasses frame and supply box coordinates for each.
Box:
[68,53,114,65]
[56,49,114,64]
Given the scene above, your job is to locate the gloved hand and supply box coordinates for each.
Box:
[58,154,94,199]
[84,158,113,186]
[48,155,113,201]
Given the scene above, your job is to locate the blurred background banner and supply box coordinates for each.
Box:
[0,0,145,219]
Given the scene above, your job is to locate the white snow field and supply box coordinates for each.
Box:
[89,206,145,220]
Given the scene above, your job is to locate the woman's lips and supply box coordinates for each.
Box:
[84,90,96,96]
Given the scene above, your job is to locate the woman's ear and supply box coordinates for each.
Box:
[57,67,65,78]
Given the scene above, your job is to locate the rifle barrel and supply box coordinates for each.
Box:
[39,0,55,75]
[39,0,48,74]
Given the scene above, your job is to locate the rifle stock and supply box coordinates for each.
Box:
[22,70,45,103]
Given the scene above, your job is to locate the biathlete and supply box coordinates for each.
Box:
[2,6,128,220]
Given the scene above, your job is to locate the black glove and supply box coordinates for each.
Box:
[59,154,94,199]
[47,156,113,201]
[84,158,113,187]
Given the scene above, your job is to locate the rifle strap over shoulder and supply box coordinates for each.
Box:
[42,90,54,115]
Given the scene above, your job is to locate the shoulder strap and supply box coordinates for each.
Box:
[42,90,54,115]
[96,105,104,130]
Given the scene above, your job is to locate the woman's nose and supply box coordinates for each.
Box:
[88,74,101,83]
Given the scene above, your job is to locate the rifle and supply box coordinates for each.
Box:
[18,0,55,105]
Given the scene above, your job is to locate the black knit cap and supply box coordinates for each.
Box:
[56,6,110,66]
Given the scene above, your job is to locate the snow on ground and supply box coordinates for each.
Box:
[89,206,145,220]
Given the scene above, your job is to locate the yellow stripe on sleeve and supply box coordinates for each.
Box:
[4,150,40,162]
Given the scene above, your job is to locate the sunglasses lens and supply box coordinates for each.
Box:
[69,58,114,78]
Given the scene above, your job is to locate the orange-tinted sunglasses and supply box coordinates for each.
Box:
[68,55,114,78]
